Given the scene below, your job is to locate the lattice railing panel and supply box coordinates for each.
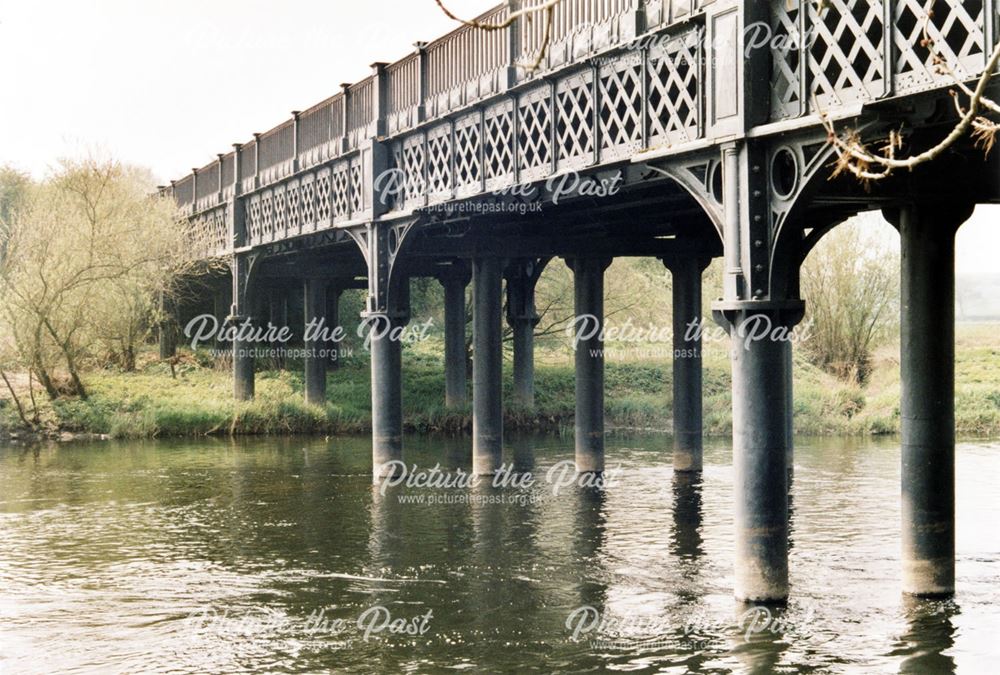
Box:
[518,86,553,182]
[260,192,275,242]
[894,0,985,90]
[245,194,263,244]
[350,160,364,215]
[484,101,515,191]
[556,70,595,170]
[397,135,427,208]
[300,176,317,231]
[648,30,701,146]
[272,186,288,239]
[332,163,351,220]
[454,113,482,197]
[599,56,643,161]
[191,206,229,257]
[808,0,886,107]
[771,1,804,119]
[426,123,454,201]
[315,169,332,224]
[286,181,302,235]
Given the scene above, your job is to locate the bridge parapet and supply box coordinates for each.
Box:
[770,0,995,121]
[171,0,997,256]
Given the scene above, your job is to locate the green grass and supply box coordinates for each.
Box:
[3,324,1000,439]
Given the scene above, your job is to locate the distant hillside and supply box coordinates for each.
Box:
[958,273,1000,322]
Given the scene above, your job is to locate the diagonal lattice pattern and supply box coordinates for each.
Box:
[894,0,985,88]
[599,56,643,160]
[426,124,454,199]
[315,170,332,224]
[770,0,804,119]
[648,30,700,146]
[401,135,427,206]
[454,113,482,194]
[300,177,316,229]
[332,163,351,219]
[556,71,595,169]
[518,87,553,180]
[484,101,514,189]
[287,182,302,234]
[260,192,274,241]
[350,160,364,214]
[808,0,886,107]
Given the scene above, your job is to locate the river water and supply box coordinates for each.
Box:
[0,434,997,673]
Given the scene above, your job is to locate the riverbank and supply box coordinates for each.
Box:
[2,324,998,440]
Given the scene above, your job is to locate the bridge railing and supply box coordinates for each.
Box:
[175,0,996,253]
[770,0,996,121]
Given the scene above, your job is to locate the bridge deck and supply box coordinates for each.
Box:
[168,0,997,258]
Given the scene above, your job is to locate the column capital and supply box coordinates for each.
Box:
[660,253,713,274]
[882,201,975,232]
[711,299,805,335]
[563,256,613,272]
[437,266,472,288]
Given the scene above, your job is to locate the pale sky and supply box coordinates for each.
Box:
[1,0,997,273]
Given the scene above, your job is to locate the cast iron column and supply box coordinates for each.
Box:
[714,302,804,602]
[896,202,972,596]
[506,259,543,409]
[369,312,407,482]
[303,278,327,405]
[326,285,343,370]
[472,256,503,475]
[231,256,256,401]
[441,271,470,408]
[663,256,710,472]
[571,257,611,473]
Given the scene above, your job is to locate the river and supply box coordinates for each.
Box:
[1,435,997,673]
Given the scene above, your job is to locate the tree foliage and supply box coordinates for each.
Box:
[0,157,201,401]
[800,215,899,384]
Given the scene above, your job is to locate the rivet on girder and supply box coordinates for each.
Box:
[754,239,763,247]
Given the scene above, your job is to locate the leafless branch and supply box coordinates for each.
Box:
[434,0,557,72]
[820,5,1000,183]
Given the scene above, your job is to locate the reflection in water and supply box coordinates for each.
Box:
[729,602,793,675]
[0,434,997,673]
[573,485,608,612]
[788,468,796,552]
[891,597,959,674]
[670,471,704,563]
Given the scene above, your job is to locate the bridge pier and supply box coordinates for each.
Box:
[783,341,794,471]
[231,254,257,400]
[441,270,470,409]
[714,302,803,603]
[506,259,543,409]
[663,255,710,472]
[369,310,407,482]
[326,285,343,370]
[303,278,327,406]
[895,203,972,597]
[570,257,611,474]
[472,256,504,475]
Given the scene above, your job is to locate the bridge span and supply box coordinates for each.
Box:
[162,0,1000,602]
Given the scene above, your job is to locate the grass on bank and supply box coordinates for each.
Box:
[2,325,999,439]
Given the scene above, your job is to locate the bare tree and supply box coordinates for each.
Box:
[0,157,203,398]
[800,216,899,383]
